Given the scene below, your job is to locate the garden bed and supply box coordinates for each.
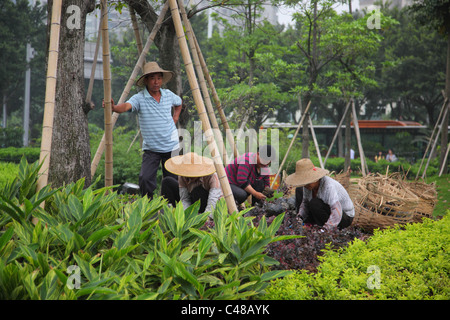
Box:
[245,196,373,272]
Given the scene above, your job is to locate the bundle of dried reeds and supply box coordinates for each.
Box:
[352,173,437,231]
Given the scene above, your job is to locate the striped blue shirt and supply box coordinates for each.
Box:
[127,88,182,152]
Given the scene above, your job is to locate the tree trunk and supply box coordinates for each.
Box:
[47,0,95,188]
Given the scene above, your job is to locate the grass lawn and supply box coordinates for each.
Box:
[426,173,450,217]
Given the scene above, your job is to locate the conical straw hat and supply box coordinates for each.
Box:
[165,152,216,177]
[136,61,174,87]
[285,158,329,187]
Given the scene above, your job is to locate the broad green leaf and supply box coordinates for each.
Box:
[127,207,142,233]
[52,224,75,244]
[143,252,154,270]
[267,213,285,237]
[37,252,51,276]
[0,228,14,252]
[23,270,40,300]
[260,270,293,282]
[73,254,98,282]
[179,249,194,263]
[86,225,118,245]
[68,194,83,222]
[136,292,159,300]
[157,251,172,265]
[75,285,117,298]
[174,261,203,295]
[196,234,213,266]
[113,229,134,251]
[174,203,185,237]
[157,277,173,294]
[0,193,24,223]
[39,269,60,300]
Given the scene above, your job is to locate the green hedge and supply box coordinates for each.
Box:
[0,147,40,164]
[264,214,450,300]
[307,156,440,178]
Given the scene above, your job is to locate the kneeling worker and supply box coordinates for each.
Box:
[161,152,223,214]
[225,144,276,206]
[286,158,354,230]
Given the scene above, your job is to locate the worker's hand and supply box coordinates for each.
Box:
[253,192,266,201]
[262,187,275,198]
[102,99,115,112]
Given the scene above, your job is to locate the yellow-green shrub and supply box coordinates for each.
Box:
[265,214,450,300]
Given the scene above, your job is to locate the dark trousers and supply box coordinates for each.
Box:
[230,180,265,205]
[139,150,178,199]
[295,187,353,229]
[160,176,209,213]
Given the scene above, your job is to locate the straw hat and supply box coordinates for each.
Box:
[285,158,329,187]
[165,152,216,178]
[136,61,174,87]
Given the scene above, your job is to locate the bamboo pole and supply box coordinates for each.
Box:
[323,99,351,166]
[416,97,448,179]
[101,0,113,187]
[37,0,62,193]
[192,31,238,159]
[129,7,144,56]
[309,117,323,169]
[421,101,449,179]
[91,1,169,178]
[129,6,144,150]
[271,100,311,188]
[168,0,237,214]
[438,142,450,177]
[177,0,228,164]
[351,99,368,176]
[85,15,103,105]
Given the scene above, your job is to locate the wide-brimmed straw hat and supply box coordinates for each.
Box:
[165,152,216,178]
[285,158,329,187]
[136,61,174,87]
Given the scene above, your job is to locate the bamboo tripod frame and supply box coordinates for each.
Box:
[416,97,449,179]
[169,0,237,213]
[323,98,368,176]
[37,0,62,193]
[192,32,238,160]
[88,0,238,213]
[323,99,351,166]
[177,0,228,165]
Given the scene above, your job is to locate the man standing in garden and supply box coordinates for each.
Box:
[106,61,183,199]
